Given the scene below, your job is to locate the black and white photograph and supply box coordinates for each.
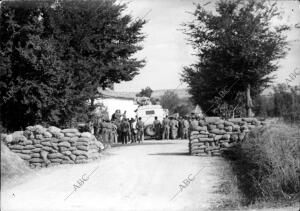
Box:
[0,0,300,210]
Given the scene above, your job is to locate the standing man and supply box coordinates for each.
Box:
[169,117,179,139]
[178,116,184,139]
[100,116,112,145]
[136,117,144,143]
[162,116,170,140]
[182,116,190,139]
[120,118,130,144]
[153,116,161,140]
[129,118,137,143]
[111,122,118,144]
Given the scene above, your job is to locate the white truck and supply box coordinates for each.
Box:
[135,104,168,137]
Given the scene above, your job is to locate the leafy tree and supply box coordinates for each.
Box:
[253,84,300,124]
[47,0,146,107]
[160,91,180,114]
[0,1,69,131]
[136,86,153,98]
[182,0,289,117]
[0,0,146,131]
[173,103,194,117]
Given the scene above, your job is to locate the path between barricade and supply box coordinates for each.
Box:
[2,139,232,211]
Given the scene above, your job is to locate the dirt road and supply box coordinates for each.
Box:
[2,140,229,211]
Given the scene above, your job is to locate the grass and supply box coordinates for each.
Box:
[217,123,300,209]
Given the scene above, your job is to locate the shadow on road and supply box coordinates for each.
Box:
[111,142,176,147]
[148,152,190,156]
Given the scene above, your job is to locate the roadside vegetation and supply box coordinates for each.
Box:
[217,123,300,210]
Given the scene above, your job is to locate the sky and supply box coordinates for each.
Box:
[115,0,300,92]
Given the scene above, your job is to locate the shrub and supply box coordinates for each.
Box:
[224,123,300,204]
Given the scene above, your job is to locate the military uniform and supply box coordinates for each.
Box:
[169,119,179,139]
[136,120,144,143]
[120,119,130,144]
[182,119,189,139]
[162,117,170,139]
[153,119,162,139]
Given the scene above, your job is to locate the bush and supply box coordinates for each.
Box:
[224,123,300,204]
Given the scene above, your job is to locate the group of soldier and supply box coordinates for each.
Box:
[153,116,190,140]
[91,109,145,145]
[88,109,200,145]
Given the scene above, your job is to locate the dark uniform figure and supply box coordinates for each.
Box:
[136,117,144,143]
[129,118,137,143]
[120,118,130,144]
[153,116,162,140]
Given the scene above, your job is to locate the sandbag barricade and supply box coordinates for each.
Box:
[189,117,266,156]
[1,125,105,168]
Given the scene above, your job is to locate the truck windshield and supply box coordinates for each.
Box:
[145,110,155,115]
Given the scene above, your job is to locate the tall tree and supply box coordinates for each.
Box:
[0,1,70,130]
[47,0,146,107]
[160,91,180,114]
[182,0,289,117]
[0,0,146,131]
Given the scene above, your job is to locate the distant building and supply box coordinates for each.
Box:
[95,88,138,120]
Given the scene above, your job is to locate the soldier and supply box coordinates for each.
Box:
[99,115,112,144]
[111,122,118,144]
[120,118,130,144]
[162,116,170,139]
[111,109,121,122]
[182,116,190,139]
[169,117,179,139]
[93,115,101,139]
[153,116,161,140]
[178,116,184,139]
[136,117,144,143]
[129,118,137,143]
[190,116,199,131]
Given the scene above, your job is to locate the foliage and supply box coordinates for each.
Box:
[211,91,246,118]
[136,86,153,98]
[0,2,68,130]
[0,0,145,131]
[160,91,180,114]
[182,0,289,116]
[48,0,146,101]
[160,90,193,116]
[254,84,300,124]
[223,124,300,204]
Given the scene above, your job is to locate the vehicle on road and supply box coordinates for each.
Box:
[135,98,168,137]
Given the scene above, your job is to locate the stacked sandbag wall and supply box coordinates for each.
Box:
[1,125,105,168]
[189,117,266,156]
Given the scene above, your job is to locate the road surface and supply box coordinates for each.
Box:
[1,140,231,211]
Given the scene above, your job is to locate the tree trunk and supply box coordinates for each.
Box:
[246,84,253,117]
[90,97,95,108]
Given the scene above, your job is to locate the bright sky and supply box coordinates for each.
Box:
[115,0,300,92]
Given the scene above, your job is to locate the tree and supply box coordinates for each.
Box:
[253,84,300,124]
[182,0,289,117]
[136,86,153,98]
[160,91,180,114]
[0,1,70,131]
[160,90,194,116]
[47,0,146,107]
[0,0,146,131]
